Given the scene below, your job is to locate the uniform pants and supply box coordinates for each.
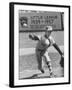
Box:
[36,49,53,73]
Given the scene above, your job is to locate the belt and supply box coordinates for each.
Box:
[37,49,45,51]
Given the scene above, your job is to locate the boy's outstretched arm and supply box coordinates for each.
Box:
[29,34,39,40]
[50,36,64,67]
[49,36,63,56]
[53,43,63,56]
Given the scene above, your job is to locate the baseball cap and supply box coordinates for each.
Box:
[46,26,53,31]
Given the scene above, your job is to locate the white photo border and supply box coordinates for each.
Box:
[9,2,70,87]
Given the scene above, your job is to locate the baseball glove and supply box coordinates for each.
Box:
[60,55,64,68]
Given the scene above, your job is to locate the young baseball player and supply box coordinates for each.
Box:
[29,26,63,77]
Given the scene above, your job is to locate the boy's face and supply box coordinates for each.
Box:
[45,30,51,38]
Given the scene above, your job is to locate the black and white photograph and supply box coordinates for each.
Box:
[19,10,64,79]
[9,2,70,87]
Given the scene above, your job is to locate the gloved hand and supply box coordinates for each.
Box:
[60,54,64,68]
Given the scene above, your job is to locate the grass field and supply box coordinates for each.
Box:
[19,52,64,79]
